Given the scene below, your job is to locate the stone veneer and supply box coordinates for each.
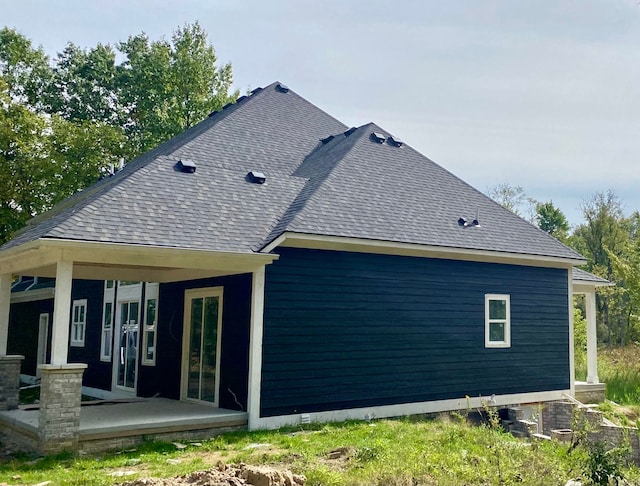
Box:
[38,363,87,454]
[0,355,24,410]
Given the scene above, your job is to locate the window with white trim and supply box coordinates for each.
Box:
[485,294,510,348]
[71,299,87,347]
[101,301,114,361]
[101,281,115,361]
[142,283,159,366]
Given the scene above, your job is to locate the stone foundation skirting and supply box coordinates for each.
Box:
[0,355,24,411]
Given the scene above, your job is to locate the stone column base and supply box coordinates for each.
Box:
[38,363,87,454]
[0,355,25,410]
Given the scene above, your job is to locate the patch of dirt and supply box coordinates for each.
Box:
[118,463,305,486]
[317,447,354,472]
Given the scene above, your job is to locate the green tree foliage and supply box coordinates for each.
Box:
[487,182,539,221]
[571,191,635,345]
[535,200,570,241]
[0,79,52,239]
[608,227,640,346]
[0,27,51,106]
[0,23,236,243]
[117,23,237,153]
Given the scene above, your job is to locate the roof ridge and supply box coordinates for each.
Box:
[259,125,371,249]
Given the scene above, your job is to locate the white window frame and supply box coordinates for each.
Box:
[70,299,87,347]
[101,281,115,361]
[485,294,511,348]
[142,283,159,366]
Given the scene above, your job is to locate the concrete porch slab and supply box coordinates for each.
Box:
[0,397,247,453]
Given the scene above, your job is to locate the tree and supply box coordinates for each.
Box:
[487,182,537,221]
[0,27,51,107]
[570,190,633,345]
[117,22,237,153]
[0,23,238,243]
[0,79,52,240]
[535,200,570,241]
[45,42,124,126]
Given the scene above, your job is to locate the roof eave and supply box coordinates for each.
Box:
[0,238,278,282]
[261,232,586,268]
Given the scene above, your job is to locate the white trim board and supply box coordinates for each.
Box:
[248,389,570,430]
[10,288,55,304]
[0,238,279,280]
[262,232,585,268]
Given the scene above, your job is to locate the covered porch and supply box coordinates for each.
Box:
[0,397,247,453]
[572,267,613,403]
[0,238,273,453]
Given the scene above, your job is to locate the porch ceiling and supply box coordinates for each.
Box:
[0,238,277,282]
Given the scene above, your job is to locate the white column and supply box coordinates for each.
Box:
[50,261,73,365]
[585,290,599,384]
[247,266,265,430]
[0,273,11,356]
[568,270,575,395]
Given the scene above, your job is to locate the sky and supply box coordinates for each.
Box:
[3,0,640,227]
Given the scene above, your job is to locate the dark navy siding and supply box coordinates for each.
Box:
[139,274,252,411]
[68,280,112,390]
[261,248,570,417]
[7,279,109,389]
[7,299,54,376]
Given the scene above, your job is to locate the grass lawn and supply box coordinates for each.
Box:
[3,412,637,486]
[4,345,640,485]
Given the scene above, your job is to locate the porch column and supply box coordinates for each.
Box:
[0,273,24,410]
[38,363,87,454]
[50,260,73,365]
[585,290,599,384]
[0,273,11,356]
[247,266,265,430]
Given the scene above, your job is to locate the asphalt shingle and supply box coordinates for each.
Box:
[1,82,584,262]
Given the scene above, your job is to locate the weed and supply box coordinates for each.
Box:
[582,440,630,486]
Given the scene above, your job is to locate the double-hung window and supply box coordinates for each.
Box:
[71,299,87,347]
[485,294,510,348]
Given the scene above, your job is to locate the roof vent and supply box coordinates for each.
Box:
[251,87,263,95]
[371,132,386,144]
[208,110,218,117]
[247,171,266,184]
[276,83,289,93]
[344,127,357,137]
[176,159,196,174]
[387,135,403,147]
[236,95,247,103]
[458,214,481,228]
[320,135,335,145]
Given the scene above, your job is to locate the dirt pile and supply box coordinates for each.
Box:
[119,463,305,486]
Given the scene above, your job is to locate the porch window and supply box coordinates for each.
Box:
[101,302,114,361]
[71,299,87,347]
[485,294,510,348]
[101,280,116,361]
[142,283,159,366]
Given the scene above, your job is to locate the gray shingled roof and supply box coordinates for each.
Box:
[573,267,612,285]
[1,82,584,262]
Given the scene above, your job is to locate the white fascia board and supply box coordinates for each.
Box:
[248,389,570,430]
[572,281,615,292]
[0,238,279,276]
[262,232,585,268]
[10,288,55,304]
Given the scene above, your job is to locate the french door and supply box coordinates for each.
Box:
[181,288,223,406]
